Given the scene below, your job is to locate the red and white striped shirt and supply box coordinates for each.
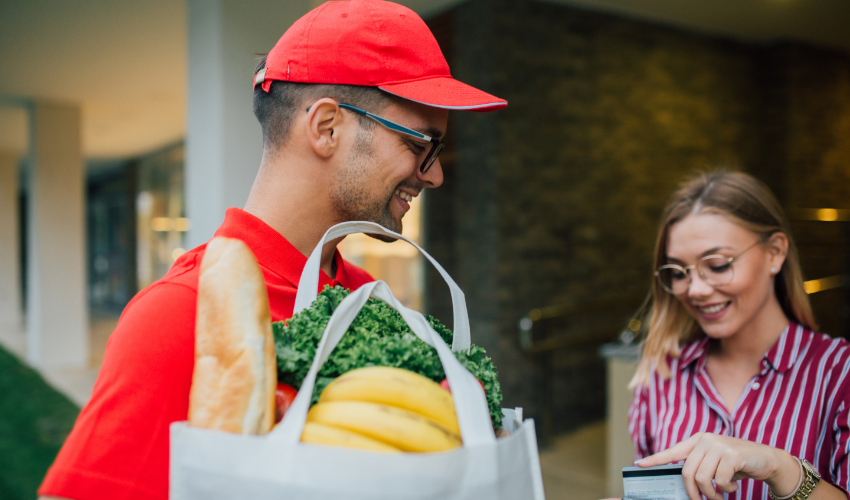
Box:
[629,323,850,499]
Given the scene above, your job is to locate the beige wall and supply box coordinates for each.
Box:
[184,0,314,248]
[0,151,21,331]
[27,101,88,369]
[605,351,639,498]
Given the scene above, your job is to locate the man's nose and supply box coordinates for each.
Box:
[417,157,443,188]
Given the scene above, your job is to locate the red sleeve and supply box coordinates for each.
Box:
[39,282,197,500]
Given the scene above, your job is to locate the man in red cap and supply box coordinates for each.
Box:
[39,1,505,499]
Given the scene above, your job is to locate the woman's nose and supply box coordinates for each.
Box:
[687,272,715,299]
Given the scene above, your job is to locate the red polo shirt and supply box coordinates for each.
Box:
[39,208,373,500]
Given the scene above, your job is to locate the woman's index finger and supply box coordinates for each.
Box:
[637,435,699,467]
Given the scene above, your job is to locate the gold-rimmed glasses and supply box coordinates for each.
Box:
[655,240,762,295]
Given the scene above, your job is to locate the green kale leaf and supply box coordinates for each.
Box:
[273,286,503,429]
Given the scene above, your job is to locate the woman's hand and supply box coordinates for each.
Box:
[637,432,800,500]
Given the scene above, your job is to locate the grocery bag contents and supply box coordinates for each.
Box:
[188,237,276,435]
[296,366,461,452]
[300,422,401,453]
[274,382,298,423]
[306,400,461,452]
[439,377,486,396]
[319,366,461,435]
[273,286,503,428]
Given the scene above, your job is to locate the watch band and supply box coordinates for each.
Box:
[768,458,821,500]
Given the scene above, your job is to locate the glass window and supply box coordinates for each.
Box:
[336,194,424,310]
[136,144,186,290]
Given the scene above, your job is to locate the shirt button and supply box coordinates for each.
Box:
[752,382,761,390]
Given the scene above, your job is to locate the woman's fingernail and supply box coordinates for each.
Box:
[634,459,644,465]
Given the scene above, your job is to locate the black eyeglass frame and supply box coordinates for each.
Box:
[307,103,445,174]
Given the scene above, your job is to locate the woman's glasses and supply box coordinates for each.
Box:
[655,241,762,295]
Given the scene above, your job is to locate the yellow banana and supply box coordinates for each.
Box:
[319,366,461,436]
[306,401,462,452]
[300,422,401,453]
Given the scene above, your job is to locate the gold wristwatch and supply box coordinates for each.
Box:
[768,458,821,500]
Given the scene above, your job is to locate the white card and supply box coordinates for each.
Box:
[622,464,688,500]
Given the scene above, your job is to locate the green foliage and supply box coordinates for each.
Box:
[0,346,79,500]
[273,286,503,428]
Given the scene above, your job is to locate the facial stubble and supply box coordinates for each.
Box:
[331,127,402,242]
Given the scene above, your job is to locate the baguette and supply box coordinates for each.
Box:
[189,237,276,435]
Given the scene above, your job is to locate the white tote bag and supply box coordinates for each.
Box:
[170,221,545,500]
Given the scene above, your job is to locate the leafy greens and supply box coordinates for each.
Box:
[273,286,503,429]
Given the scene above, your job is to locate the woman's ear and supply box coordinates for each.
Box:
[305,98,346,158]
[767,232,789,274]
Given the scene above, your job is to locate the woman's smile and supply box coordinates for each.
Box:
[692,300,732,320]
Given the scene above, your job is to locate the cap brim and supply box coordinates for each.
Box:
[379,76,507,112]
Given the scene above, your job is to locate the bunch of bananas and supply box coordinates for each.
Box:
[301,366,463,453]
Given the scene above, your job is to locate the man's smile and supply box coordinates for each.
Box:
[393,189,413,202]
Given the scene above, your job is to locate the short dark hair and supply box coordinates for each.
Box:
[252,55,395,151]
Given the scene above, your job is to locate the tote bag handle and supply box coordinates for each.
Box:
[293,221,470,352]
[274,279,496,448]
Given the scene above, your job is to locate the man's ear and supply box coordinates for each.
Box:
[305,98,346,158]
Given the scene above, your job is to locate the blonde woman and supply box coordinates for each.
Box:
[627,172,850,500]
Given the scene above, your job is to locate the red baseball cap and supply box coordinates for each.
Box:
[254,0,507,112]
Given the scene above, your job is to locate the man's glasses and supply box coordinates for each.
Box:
[308,103,445,174]
[655,240,762,295]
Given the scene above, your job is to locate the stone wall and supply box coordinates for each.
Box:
[775,44,850,337]
[425,0,850,434]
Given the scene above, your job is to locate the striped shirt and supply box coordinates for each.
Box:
[628,323,850,499]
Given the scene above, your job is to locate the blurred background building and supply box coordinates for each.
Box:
[0,0,849,498]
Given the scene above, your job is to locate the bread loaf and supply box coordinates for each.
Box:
[189,237,276,435]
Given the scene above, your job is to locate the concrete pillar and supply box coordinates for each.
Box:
[600,343,640,498]
[0,151,22,332]
[185,0,313,248]
[26,101,88,369]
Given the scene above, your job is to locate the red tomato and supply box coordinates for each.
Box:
[275,383,298,423]
[439,378,486,396]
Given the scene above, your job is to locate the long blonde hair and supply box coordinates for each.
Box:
[630,171,817,387]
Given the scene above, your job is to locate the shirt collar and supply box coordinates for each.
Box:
[213,207,346,288]
[678,322,804,374]
[678,336,710,371]
[763,323,805,373]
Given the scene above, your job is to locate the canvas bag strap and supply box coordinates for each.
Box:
[293,221,470,352]
[273,280,496,447]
